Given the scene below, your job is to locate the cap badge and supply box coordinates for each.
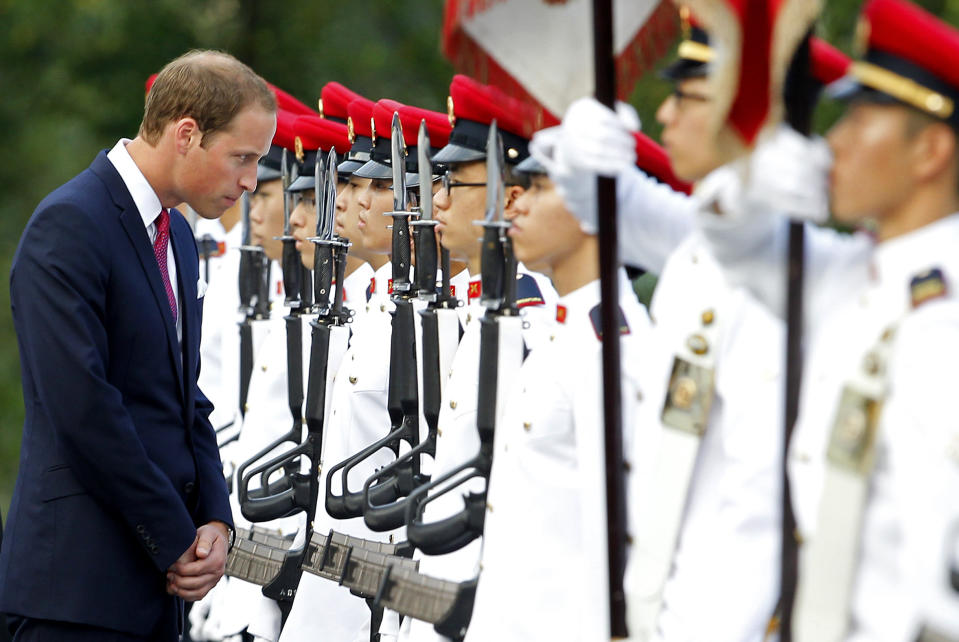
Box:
[347,117,356,144]
[370,117,377,146]
[447,95,456,127]
[318,98,324,119]
[294,136,304,163]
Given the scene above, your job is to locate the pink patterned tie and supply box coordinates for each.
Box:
[153,209,178,324]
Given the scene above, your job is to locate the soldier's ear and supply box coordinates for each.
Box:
[912,121,958,185]
[504,184,525,208]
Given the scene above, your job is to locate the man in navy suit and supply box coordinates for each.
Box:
[0,50,277,641]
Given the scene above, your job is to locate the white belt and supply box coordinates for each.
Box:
[793,325,895,642]
[628,307,722,640]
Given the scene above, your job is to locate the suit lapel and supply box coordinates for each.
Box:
[118,207,185,401]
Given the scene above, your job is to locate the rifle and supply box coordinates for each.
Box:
[403,123,524,568]
[361,119,461,532]
[235,149,314,507]
[234,151,352,622]
[236,191,272,425]
[324,112,425,522]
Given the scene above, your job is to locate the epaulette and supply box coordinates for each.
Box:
[515,274,545,308]
[588,304,631,340]
[910,268,948,308]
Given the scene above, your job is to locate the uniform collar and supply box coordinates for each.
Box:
[107,138,164,229]
[873,213,959,296]
[371,261,394,302]
[555,267,631,330]
[448,268,471,303]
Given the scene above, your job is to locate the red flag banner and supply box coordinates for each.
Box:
[442,0,679,117]
[684,0,819,155]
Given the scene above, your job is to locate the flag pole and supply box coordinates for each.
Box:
[592,0,628,637]
[780,31,814,642]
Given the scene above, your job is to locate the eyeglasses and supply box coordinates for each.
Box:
[441,172,486,198]
[671,86,712,110]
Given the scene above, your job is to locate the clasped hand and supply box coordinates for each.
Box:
[166,521,229,601]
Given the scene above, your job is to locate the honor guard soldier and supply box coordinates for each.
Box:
[463,128,652,641]
[548,14,856,639]
[545,12,805,640]
[400,75,560,642]
[287,114,373,307]
[279,93,397,642]
[690,1,959,638]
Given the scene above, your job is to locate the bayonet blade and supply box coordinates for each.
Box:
[485,121,504,223]
[391,112,407,212]
[323,149,338,240]
[417,120,432,221]
[241,191,251,246]
[281,148,292,236]
[314,150,325,237]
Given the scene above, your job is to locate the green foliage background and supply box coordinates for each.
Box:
[0,0,956,514]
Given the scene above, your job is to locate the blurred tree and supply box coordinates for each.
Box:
[1,0,957,513]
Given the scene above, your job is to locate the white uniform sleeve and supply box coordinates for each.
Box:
[615,165,698,273]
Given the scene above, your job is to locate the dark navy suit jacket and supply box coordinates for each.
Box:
[0,151,233,635]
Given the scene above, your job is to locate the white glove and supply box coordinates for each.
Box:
[556,97,638,177]
[745,124,832,223]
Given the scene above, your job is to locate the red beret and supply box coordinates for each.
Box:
[397,104,452,149]
[145,73,158,95]
[321,82,367,122]
[810,37,849,86]
[836,0,959,123]
[267,83,316,117]
[347,98,376,140]
[371,99,407,143]
[448,74,558,139]
[293,115,351,155]
[272,109,299,151]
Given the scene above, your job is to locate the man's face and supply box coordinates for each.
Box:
[176,105,276,219]
[249,178,285,261]
[433,161,487,262]
[507,174,585,274]
[356,177,394,255]
[827,101,917,225]
[290,187,318,269]
[335,176,371,258]
[656,77,724,182]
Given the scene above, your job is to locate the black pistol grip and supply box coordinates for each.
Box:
[313,244,335,310]
[391,214,412,286]
[414,224,438,297]
[281,239,302,307]
[479,226,505,305]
